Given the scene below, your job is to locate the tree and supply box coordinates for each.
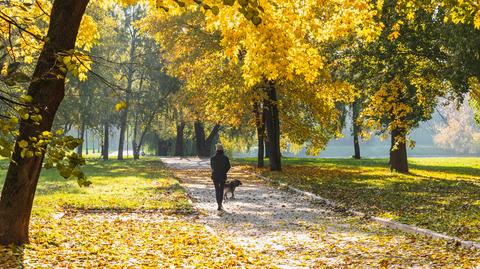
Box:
[144,0,377,168]
[0,0,89,245]
[328,0,453,173]
[130,40,179,159]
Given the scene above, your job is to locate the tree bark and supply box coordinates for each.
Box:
[174,121,185,156]
[390,128,409,173]
[132,114,139,160]
[352,100,361,159]
[0,0,89,245]
[194,121,207,157]
[254,102,265,168]
[205,125,220,156]
[103,123,109,161]
[132,141,139,160]
[194,121,220,157]
[85,128,88,155]
[263,106,270,159]
[264,81,281,171]
[117,97,129,160]
[126,125,129,158]
[77,121,85,156]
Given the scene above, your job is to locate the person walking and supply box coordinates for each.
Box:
[210,143,231,211]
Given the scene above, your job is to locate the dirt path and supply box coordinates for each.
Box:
[161,157,480,268]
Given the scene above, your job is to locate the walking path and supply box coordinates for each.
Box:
[160,157,480,268]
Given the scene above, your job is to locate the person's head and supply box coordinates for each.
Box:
[216,143,224,154]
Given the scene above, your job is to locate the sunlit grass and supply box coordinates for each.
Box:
[0,157,192,217]
[236,157,480,241]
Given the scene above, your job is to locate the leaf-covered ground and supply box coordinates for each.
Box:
[236,157,480,242]
[0,158,272,268]
[162,157,480,268]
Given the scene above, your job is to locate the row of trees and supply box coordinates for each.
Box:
[0,0,479,245]
[142,0,480,174]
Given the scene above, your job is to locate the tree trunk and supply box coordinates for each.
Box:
[126,125,129,158]
[264,81,281,171]
[117,105,128,160]
[174,121,185,156]
[194,121,220,157]
[98,135,101,154]
[155,135,161,156]
[85,128,88,155]
[205,125,220,155]
[133,141,139,160]
[103,123,109,161]
[254,102,265,168]
[92,134,95,154]
[134,127,148,160]
[132,115,139,160]
[263,106,270,159]
[194,121,207,157]
[77,121,85,156]
[390,128,409,173]
[117,17,138,160]
[0,0,89,245]
[352,100,361,159]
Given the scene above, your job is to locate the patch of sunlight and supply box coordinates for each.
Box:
[377,211,399,220]
[435,199,450,205]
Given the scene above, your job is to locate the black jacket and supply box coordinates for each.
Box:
[210,151,231,182]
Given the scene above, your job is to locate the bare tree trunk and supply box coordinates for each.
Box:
[134,125,149,160]
[352,100,361,159]
[264,81,281,171]
[390,128,408,173]
[131,109,155,160]
[174,121,185,156]
[263,106,270,159]
[117,99,128,160]
[254,102,265,168]
[0,0,89,245]
[98,134,101,155]
[77,121,85,156]
[85,128,88,155]
[194,121,207,157]
[103,123,109,161]
[132,114,139,160]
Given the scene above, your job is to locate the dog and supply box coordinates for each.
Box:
[223,179,242,201]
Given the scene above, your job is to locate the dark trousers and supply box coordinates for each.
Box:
[213,180,225,208]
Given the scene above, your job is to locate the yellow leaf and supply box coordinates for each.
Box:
[18,140,29,148]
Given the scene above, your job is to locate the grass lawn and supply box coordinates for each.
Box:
[236,157,480,242]
[0,157,271,268]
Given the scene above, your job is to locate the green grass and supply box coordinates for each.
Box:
[0,157,192,217]
[236,157,480,242]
